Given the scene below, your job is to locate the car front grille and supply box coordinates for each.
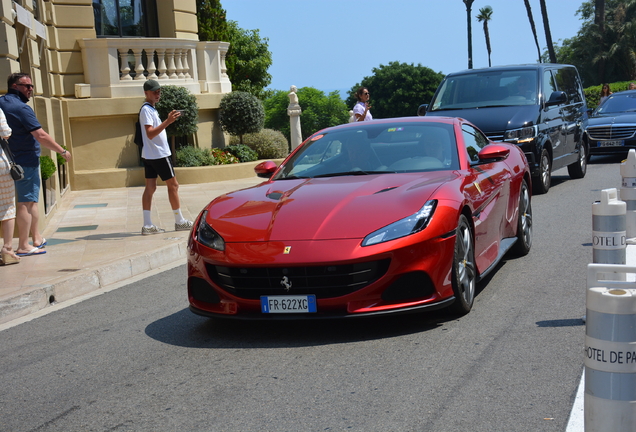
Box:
[587,125,636,140]
[206,259,391,299]
[485,131,505,142]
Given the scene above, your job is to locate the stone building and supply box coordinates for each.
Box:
[0,0,231,226]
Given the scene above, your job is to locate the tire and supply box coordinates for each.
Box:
[532,149,551,195]
[567,142,587,179]
[450,215,477,315]
[510,180,533,257]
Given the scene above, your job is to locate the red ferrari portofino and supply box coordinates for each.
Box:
[187,117,532,319]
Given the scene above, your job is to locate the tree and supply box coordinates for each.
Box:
[197,2,273,98]
[154,86,199,138]
[595,0,606,80]
[477,6,493,67]
[523,0,543,63]
[225,21,272,98]
[219,91,265,143]
[197,0,229,42]
[539,0,557,63]
[463,0,475,69]
[345,62,445,119]
[155,85,199,157]
[264,88,349,142]
[554,1,636,85]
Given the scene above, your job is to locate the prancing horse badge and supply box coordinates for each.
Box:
[284,246,292,254]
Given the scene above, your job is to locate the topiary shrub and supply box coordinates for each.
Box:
[230,128,289,159]
[40,155,56,180]
[219,91,265,143]
[225,144,259,162]
[155,85,199,138]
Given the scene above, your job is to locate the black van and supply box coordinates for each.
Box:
[418,64,588,194]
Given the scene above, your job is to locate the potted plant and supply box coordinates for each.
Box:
[40,155,57,213]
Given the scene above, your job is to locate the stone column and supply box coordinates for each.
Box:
[287,85,302,150]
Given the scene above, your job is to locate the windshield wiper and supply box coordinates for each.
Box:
[431,107,466,111]
[276,175,310,180]
[313,170,394,178]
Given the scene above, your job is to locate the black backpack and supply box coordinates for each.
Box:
[134,103,153,147]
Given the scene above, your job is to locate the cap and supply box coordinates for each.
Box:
[143,79,161,92]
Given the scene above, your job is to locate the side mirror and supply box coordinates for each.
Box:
[478,144,510,162]
[545,90,567,107]
[254,161,278,178]
[417,104,429,117]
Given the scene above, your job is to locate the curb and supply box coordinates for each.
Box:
[0,241,187,325]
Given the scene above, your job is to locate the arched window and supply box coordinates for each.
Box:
[93,0,158,37]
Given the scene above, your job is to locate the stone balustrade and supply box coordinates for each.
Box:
[78,38,232,98]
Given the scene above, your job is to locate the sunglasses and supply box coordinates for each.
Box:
[17,83,34,89]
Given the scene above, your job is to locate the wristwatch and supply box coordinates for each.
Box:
[61,150,67,156]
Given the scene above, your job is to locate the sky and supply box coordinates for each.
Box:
[222,0,588,96]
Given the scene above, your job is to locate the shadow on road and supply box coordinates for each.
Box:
[144,307,459,348]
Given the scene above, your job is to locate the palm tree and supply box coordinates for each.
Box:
[606,1,636,80]
[463,0,475,69]
[523,0,542,63]
[595,0,606,81]
[477,6,493,67]
[539,0,557,63]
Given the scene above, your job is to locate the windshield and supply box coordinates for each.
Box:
[596,93,636,114]
[273,122,459,180]
[430,70,538,111]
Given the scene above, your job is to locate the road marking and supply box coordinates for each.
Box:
[565,370,584,432]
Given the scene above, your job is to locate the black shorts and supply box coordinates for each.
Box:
[143,157,175,181]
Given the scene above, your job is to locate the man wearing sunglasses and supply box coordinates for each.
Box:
[0,73,71,257]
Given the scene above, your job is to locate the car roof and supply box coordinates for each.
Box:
[445,63,576,76]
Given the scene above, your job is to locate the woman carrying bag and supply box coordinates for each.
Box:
[0,107,19,265]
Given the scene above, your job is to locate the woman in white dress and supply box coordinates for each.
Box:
[0,108,19,265]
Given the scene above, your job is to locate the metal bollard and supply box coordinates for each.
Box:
[620,149,636,242]
[592,188,626,274]
[585,263,636,431]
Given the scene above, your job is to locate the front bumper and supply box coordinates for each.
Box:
[186,232,457,319]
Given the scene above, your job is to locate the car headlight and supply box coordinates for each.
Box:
[362,200,437,246]
[504,125,537,143]
[196,211,225,251]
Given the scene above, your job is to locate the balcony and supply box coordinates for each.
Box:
[77,38,232,98]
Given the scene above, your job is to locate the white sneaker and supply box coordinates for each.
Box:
[141,225,165,236]
[175,220,194,231]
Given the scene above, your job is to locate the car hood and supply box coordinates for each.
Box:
[427,105,539,133]
[588,112,636,126]
[205,172,458,242]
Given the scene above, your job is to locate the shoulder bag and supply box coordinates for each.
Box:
[0,138,24,181]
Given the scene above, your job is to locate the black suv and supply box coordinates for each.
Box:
[418,64,588,194]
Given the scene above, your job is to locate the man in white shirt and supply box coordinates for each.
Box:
[139,79,193,235]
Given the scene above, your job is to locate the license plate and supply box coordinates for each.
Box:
[261,295,317,313]
[599,140,624,147]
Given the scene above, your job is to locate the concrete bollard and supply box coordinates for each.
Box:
[585,263,636,431]
[592,189,626,275]
[620,149,636,242]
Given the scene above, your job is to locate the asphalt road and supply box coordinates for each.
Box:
[0,156,625,432]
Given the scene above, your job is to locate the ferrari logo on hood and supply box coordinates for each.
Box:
[284,246,292,254]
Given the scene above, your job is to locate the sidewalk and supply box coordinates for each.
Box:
[0,176,264,325]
